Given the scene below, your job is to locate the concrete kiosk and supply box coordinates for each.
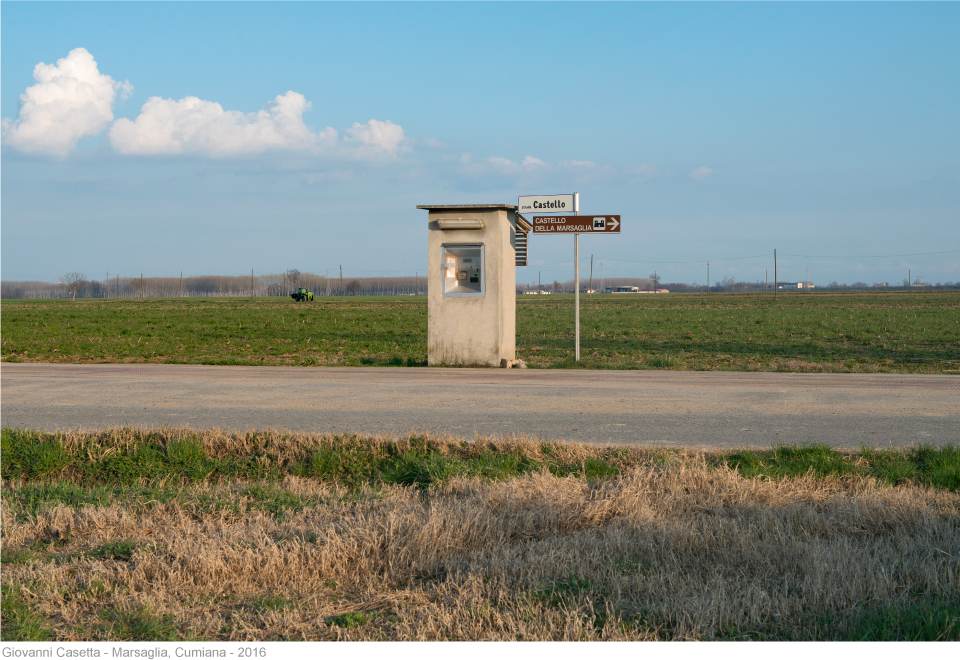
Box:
[418,204,526,366]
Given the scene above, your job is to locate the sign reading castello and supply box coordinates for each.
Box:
[517,194,574,213]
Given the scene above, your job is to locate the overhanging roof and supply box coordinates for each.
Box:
[417,204,516,211]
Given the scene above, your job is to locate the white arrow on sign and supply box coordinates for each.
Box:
[605,217,619,231]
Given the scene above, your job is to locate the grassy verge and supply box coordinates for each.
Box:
[2,427,959,641]
[2,291,958,372]
[3,427,958,492]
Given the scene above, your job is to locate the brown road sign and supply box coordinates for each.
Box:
[532,215,620,234]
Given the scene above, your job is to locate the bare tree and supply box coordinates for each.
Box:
[287,269,302,290]
[62,272,86,300]
[649,271,661,290]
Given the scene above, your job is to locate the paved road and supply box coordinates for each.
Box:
[1,364,957,449]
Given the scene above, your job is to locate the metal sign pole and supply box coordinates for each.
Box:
[574,192,580,362]
[527,194,621,364]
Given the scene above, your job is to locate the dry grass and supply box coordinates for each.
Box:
[3,435,959,641]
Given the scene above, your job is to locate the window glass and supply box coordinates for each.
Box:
[441,245,484,296]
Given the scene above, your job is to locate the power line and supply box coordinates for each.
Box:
[594,253,770,266]
[781,248,960,259]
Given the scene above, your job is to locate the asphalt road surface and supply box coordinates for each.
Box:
[2,364,958,449]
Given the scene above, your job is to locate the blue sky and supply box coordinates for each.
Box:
[2,1,959,287]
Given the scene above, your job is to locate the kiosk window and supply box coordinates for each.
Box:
[442,244,484,297]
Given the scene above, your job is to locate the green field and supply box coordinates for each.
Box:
[2,291,958,372]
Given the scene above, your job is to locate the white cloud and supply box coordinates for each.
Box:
[1,48,132,157]
[559,160,596,169]
[486,156,521,174]
[480,156,547,175]
[109,91,333,157]
[691,166,714,181]
[625,164,658,180]
[343,119,405,154]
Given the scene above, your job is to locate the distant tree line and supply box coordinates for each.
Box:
[3,271,957,300]
[0,271,429,300]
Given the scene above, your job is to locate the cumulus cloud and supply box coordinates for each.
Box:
[486,156,521,174]
[343,119,405,154]
[478,156,546,175]
[109,91,334,157]
[690,166,714,181]
[1,48,132,157]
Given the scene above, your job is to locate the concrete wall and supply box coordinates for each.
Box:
[426,208,516,366]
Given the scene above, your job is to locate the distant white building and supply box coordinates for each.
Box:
[604,286,669,293]
[776,281,815,290]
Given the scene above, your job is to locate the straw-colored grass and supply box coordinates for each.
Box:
[2,430,959,641]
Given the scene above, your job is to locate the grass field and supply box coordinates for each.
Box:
[2,291,958,372]
[2,427,958,641]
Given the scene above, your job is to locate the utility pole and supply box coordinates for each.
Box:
[179,271,183,300]
[251,269,254,298]
[909,269,911,291]
[141,273,144,299]
[574,191,580,362]
[707,262,710,294]
[339,265,343,298]
[116,274,119,299]
[539,271,541,295]
[774,250,778,300]
[106,273,109,299]
[589,254,594,298]
[765,269,768,294]
[600,262,604,295]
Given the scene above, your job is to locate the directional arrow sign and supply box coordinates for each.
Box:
[532,215,621,234]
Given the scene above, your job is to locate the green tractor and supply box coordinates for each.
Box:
[290,287,314,302]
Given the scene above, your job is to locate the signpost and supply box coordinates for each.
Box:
[518,194,574,214]
[521,192,622,362]
[532,215,620,233]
